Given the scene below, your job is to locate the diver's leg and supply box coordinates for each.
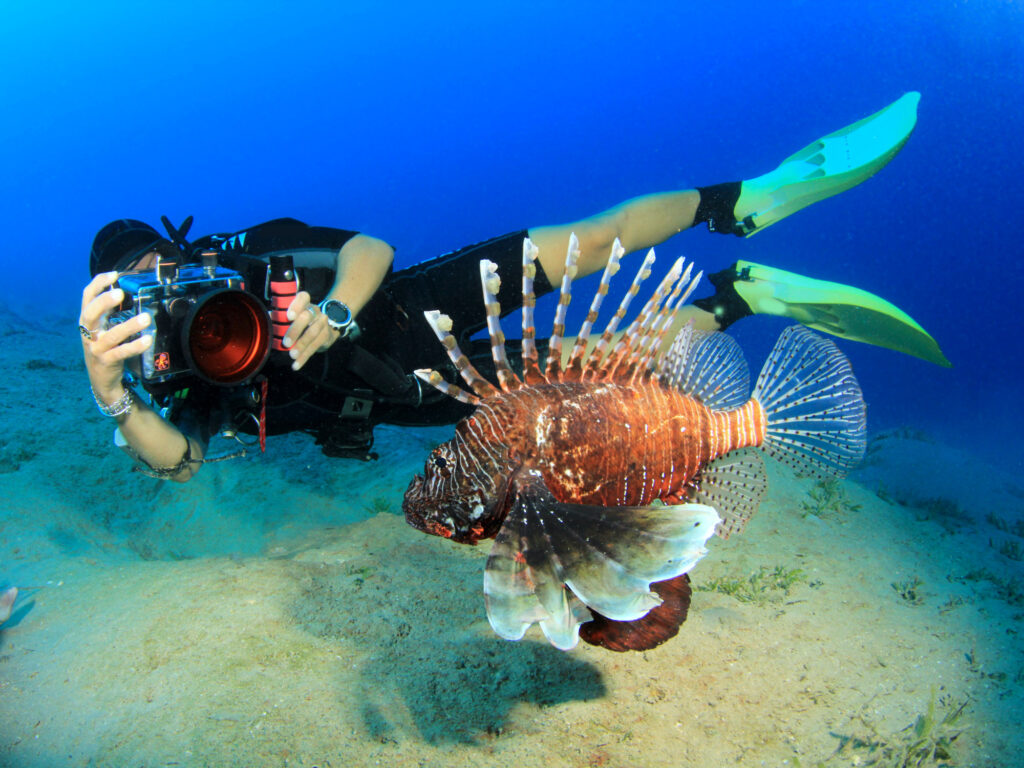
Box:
[529,92,921,281]
[528,190,701,282]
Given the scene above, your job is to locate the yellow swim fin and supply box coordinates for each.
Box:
[696,260,951,367]
[734,92,921,236]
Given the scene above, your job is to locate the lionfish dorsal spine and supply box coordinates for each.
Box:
[635,263,703,379]
[421,309,500,399]
[611,256,685,382]
[479,259,523,392]
[543,233,581,383]
[519,238,546,385]
[564,237,624,381]
[413,368,480,406]
[594,249,666,381]
[582,248,656,381]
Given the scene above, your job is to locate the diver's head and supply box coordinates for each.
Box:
[89,219,169,276]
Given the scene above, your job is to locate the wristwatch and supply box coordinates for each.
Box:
[318,298,357,338]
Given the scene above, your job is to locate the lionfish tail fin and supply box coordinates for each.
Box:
[752,325,867,477]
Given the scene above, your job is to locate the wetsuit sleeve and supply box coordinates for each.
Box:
[383,230,554,341]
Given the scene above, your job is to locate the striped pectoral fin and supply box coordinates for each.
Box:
[687,448,769,539]
[483,467,720,651]
[485,506,591,650]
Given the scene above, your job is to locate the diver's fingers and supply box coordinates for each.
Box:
[81,271,120,313]
[98,331,153,363]
[80,284,126,335]
[283,291,317,349]
[90,312,151,355]
[291,323,332,371]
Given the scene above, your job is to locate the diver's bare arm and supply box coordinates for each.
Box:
[109,398,205,483]
[528,190,701,282]
[81,272,204,483]
[282,234,395,370]
[326,233,394,316]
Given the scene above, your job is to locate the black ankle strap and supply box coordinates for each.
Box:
[695,182,744,236]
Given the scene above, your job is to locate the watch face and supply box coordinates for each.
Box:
[322,300,352,328]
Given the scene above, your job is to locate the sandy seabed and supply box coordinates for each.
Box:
[1,318,1022,768]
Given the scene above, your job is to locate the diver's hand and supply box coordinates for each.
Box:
[80,271,152,401]
[284,291,340,371]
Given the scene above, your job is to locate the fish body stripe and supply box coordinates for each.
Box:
[462,381,765,508]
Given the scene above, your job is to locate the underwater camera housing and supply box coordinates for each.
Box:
[110,245,270,386]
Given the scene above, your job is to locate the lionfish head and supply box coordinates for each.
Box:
[402,435,513,545]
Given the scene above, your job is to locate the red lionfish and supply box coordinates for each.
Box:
[403,236,866,652]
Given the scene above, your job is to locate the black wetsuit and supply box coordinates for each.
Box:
[155,218,553,460]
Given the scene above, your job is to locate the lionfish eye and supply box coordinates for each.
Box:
[433,455,449,470]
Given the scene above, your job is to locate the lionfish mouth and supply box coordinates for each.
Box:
[402,474,456,539]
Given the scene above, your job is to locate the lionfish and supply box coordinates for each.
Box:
[403,235,865,652]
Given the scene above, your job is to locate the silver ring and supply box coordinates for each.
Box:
[79,323,96,341]
[306,305,318,320]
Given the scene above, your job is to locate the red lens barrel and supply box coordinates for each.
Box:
[184,290,270,384]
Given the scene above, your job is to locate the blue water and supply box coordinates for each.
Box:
[1,0,1021,465]
[2,5,1024,763]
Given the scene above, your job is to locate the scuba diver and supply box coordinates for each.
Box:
[79,91,947,481]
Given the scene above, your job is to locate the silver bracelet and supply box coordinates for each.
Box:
[92,382,135,418]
